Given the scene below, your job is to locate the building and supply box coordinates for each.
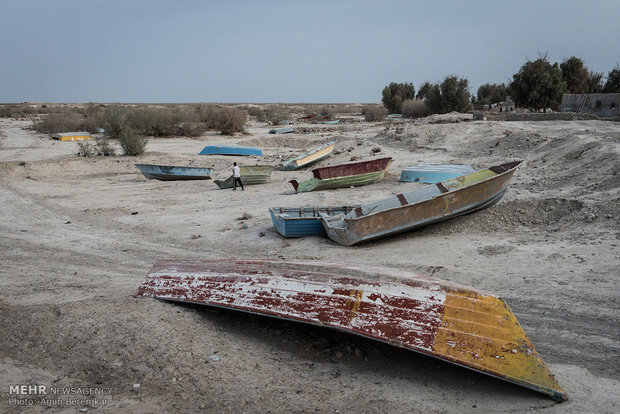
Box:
[561,93,620,118]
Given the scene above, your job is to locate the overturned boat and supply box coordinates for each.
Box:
[269,205,358,237]
[279,140,337,171]
[322,161,521,245]
[290,157,392,192]
[213,165,274,189]
[136,259,566,401]
[135,164,213,181]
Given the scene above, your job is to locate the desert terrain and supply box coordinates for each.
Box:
[0,111,618,413]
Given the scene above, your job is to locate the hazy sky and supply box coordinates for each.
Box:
[1,0,619,103]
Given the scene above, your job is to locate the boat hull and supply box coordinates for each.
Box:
[291,170,387,192]
[136,259,566,401]
[400,164,475,183]
[135,164,213,181]
[213,165,273,189]
[281,140,337,171]
[269,206,358,237]
[322,161,521,245]
[199,145,263,156]
[269,127,294,134]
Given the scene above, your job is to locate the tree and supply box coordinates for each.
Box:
[587,70,604,93]
[423,76,471,114]
[476,83,508,105]
[560,57,589,94]
[416,82,432,100]
[510,56,566,111]
[381,82,415,113]
[603,65,620,93]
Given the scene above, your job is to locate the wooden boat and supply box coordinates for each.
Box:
[279,140,337,171]
[269,205,358,237]
[322,161,521,245]
[136,259,566,401]
[213,165,273,189]
[135,164,213,181]
[51,132,93,141]
[199,145,262,156]
[290,157,392,193]
[400,164,475,183]
[268,127,294,134]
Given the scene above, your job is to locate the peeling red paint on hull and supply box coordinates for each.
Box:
[136,259,566,401]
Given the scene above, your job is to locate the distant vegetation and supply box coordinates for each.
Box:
[381,82,415,113]
[362,104,388,121]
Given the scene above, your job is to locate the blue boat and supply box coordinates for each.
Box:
[269,206,358,237]
[269,127,294,134]
[135,164,213,181]
[199,145,263,156]
[399,164,475,183]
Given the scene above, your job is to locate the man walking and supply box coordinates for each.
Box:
[233,162,244,191]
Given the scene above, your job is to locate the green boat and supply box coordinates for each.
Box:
[289,158,391,193]
[214,165,274,189]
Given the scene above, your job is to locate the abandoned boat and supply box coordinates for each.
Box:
[135,164,213,181]
[136,258,566,401]
[279,140,337,171]
[199,145,263,156]
[213,165,273,189]
[322,161,522,245]
[290,157,392,192]
[399,164,475,183]
[269,205,358,237]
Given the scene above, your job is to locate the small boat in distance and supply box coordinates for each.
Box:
[269,127,294,134]
[322,161,522,245]
[51,132,93,141]
[269,205,358,237]
[290,157,392,193]
[400,164,475,183]
[279,140,337,171]
[213,165,274,189]
[136,258,566,401]
[135,164,213,181]
[199,145,262,156]
[315,120,340,124]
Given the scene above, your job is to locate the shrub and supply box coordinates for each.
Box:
[95,138,116,156]
[209,107,246,135]
[77,141,95,157]
[34,113,84,134]
[401,99,430,118]
[362,105,388,121]
[247,107,266,122]
[381,82,415,113]
[119,128,147,156]
[103,105,131,138]
[265,108,288,125]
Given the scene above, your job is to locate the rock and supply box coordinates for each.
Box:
[371,146,381,153]
[259,231,265,237]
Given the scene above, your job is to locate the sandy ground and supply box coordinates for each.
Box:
[0,113,618,413]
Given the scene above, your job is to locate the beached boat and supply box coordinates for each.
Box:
[269,127,294,134]
[279,140,337,171]
[400,164,475,183]
[315,120,340,124]
[269,205,358,237]
[290,157,392,192]
[135,164,213,181]
[136,258,566,401]
[322,161,521,245]
[51,132,93,141]
[213,165,273,189]
[199,145,262,156]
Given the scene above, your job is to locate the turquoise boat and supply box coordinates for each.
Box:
[400,164,475,183]
[199,145,262,156]
[269,206,358,237]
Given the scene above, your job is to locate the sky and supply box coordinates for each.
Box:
[1,0,619,103]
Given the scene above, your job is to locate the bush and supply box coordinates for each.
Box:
[401,99,430,118]
[95,138,116,156]
[265,107,288,125]
[381,82,415,113]
[77,141,95,157]
[362,105,388,121]
[119,128,147,156]
[34,113,84,134]
[209,107,246,135]
[103,105,131,138]
[247,107,266,122]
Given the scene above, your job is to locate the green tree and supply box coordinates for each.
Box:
[560,57,589,94]
[476,83,508,105]
[587,70,604,93]
[424,84,443,114]
[440,76,471,112]
[416,82,432,100]
[510,56,566,111]
[603,65,620,93]
[381,82,415,113]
